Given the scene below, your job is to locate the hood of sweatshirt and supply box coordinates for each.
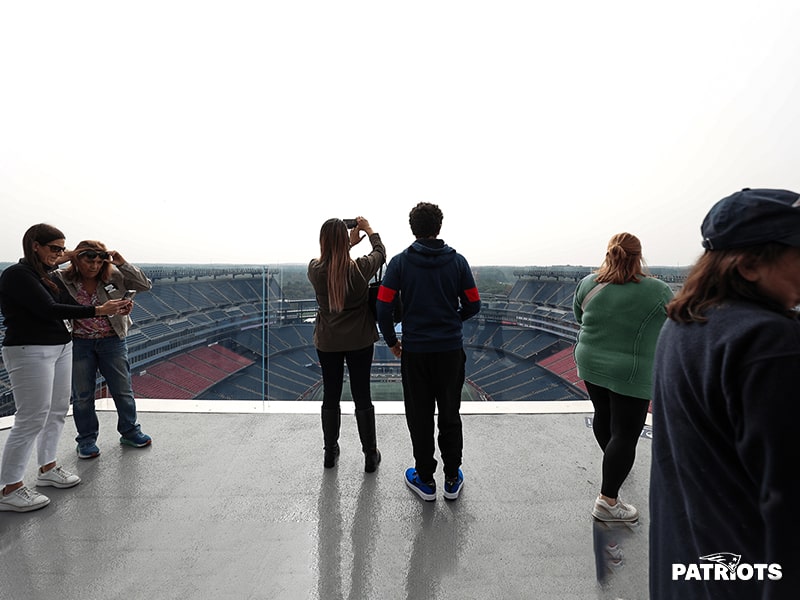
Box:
[404,238,457,268]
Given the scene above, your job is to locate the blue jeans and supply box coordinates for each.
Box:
[71,336,141,446]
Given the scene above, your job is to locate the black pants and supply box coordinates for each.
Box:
[317,345,374,411]
[401,348,465,481]
[585,381,650,499]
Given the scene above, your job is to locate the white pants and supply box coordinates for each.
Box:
[0,343,73,486]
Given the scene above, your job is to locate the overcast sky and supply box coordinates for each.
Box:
[2,1,799,267]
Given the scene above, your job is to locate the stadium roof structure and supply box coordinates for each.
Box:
[513,265,689,283]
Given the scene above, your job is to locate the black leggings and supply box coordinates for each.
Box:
[317,345,374,411]
[585,381,650,499]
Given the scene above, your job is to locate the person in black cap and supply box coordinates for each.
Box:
[649,188,800,599]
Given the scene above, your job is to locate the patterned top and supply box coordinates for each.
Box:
[72,284,115,339]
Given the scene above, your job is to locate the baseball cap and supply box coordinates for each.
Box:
[701,188,800,250]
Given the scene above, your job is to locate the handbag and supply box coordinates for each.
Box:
[368,265,402,323]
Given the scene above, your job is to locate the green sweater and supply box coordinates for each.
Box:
[573,274,672,399]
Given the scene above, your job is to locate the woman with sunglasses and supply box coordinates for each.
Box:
[54,240,153,459]
[0,225,128,512]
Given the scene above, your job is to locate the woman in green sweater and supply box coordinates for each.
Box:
[573,232,672,523]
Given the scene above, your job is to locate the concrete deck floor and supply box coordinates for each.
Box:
[0,402,651,600]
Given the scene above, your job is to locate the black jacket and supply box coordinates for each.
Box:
[0,260,94,346]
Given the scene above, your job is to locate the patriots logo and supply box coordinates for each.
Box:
[700,553,742,574]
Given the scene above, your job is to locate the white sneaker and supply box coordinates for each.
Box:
[0,486,50,512]
[592,496,639,522]
[36,466,81,489]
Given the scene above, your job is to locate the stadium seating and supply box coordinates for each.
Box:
[0,267,597,414]
[538,347,586,392]
[131,344,254,399]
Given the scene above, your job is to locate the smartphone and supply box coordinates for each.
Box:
[123,290,137,300]
[343,219,358,228]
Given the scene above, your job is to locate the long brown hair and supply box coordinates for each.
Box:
[595,232,647,284]
[668,243,792,323]
[62,240,113,283]
[318,219,352,313]
[22,223,65,293]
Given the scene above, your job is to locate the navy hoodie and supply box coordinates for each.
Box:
[376,238,480,352]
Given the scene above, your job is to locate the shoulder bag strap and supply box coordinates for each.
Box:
[580,281,609,313]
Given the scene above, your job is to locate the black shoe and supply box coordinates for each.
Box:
[324,443,340,469]
[364,448,381,473]
[321,407,341,468]
[355,407,380,473]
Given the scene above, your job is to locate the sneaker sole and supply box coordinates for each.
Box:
[443,481,464,501]
[405,478,436,502]
[120,438,152,448]
[0,498,50,512]
[36,477,81,489]
[77,447,101,459]
[591,508,639,523]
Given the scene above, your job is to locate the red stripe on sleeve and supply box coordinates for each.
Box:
[377,286,397,303]
[464,287,480,302]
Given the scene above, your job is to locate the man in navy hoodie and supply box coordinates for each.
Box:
[376,202,480,502]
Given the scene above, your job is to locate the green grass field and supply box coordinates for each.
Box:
[305,380,482,402]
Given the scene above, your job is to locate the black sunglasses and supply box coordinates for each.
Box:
[78,250,110,260]
[45,244,67,253]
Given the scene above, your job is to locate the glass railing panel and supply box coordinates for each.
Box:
[0,261,689,419]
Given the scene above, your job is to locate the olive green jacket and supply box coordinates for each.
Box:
[307,233,385,353]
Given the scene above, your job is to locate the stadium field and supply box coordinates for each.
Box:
[303,380,481,403]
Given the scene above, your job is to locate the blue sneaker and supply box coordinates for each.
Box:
[405,468,436,501]
[443,469,464,500]
[120,431,152,448]
[77,443,101,460]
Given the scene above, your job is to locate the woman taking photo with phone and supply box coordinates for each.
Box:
[55,240,153,459]
[308,217,385,472]
[0,225,128,513]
